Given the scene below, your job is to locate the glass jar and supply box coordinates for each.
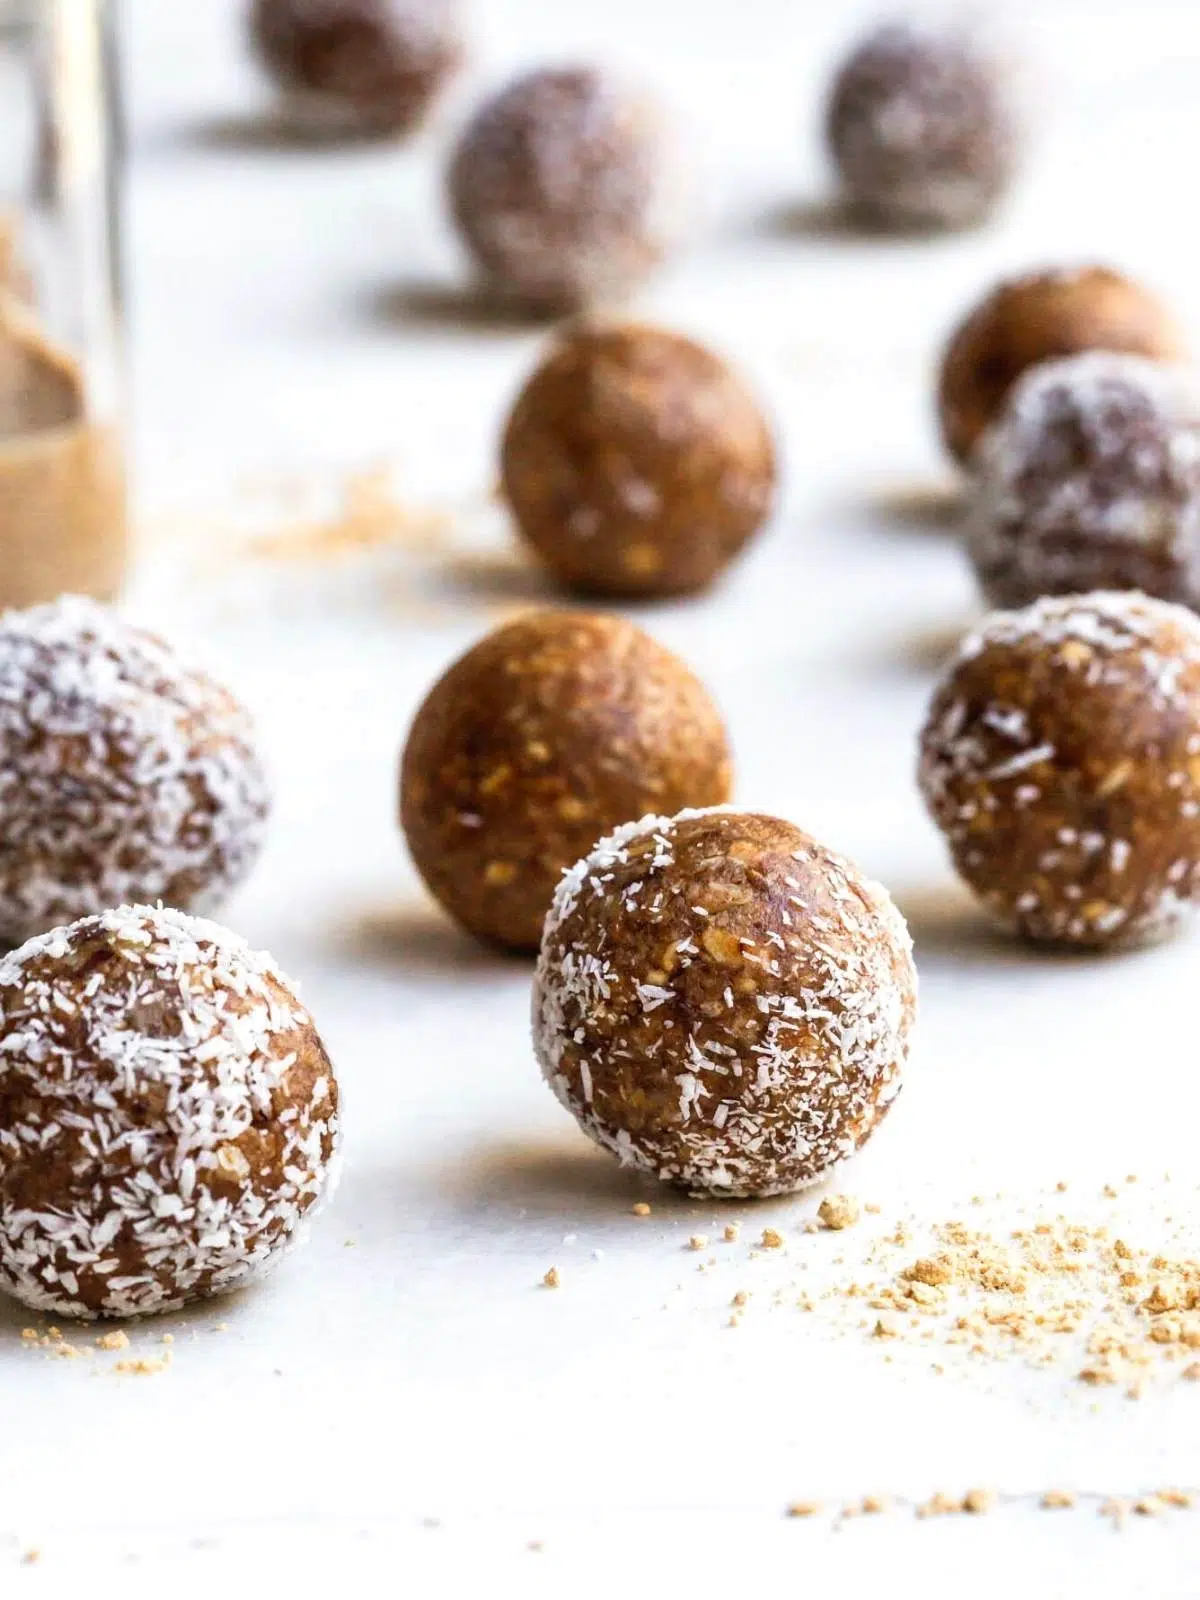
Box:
[0,0,125,608]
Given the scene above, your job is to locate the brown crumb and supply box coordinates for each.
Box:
[20,1329,37,1342]
[1158,1488,1193,1508]
[916,1492,962,1519]
[818,1194,861,1231]
[731,1291,749,1308]
[95,1330,129,1352]
[761,1228,785,1249]
[962,1488,996,1514]
[542,1267,560,1289]
[785,1501,822,1519]
[1133,1497,1163,1517]
[632,1202,652,1217]
[860,1494,889,1515]
[1041,1489,1076,1510]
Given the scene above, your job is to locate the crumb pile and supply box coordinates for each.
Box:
[718,1182,1200,1397]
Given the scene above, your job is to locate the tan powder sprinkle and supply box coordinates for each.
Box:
[542,1267,561,1289]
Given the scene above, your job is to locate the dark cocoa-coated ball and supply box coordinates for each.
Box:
[447,66,689,311]
[250,0,464,135]
[400,612,733,952]
[938,265,1185,465]
[967,353,1200,612]
[502,322,777,598]
[919,591,1200,947]
[534,808,916,1198]
[825,18,1021,231]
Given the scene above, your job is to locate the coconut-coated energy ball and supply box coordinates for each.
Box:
[534,809,916,1198]
[447,66,689,311]
[967,353,1200,611]
[502,322,777,598]
[919,592,1200,947]
[250,0,464,135]
[825,17,1022,230]
[938,266,1185,465]
[0,904,340,1319]
[400,612,732,952]
[0,596,269,944]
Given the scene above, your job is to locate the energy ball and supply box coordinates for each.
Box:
[825,17,1022,231]
[502,322,777,598]
[919,591,1200,947]
[939,266,1185,465]
[534,809,916,1198]
[0,904,340,1319]
[400,612,732,952]
[0,595,270,945]
[967,353,1200,611]
[250,0,464,136]
[447,66,689,311]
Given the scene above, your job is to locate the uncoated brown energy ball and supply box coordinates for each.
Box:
[825,17,1021,231]
[967,353,1200,611]
[938,266,1185,465]
[919,591,1200,947]
[533,809,916,1198]
[0,595,269,945]
[400,612,732,952]
[502,322,777,598]
[250,0,464,135]
[447,66,689,311]
[0,904,340,1319]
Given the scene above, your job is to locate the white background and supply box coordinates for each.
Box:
[5,0,1200,1591]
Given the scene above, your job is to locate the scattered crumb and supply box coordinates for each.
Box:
[761,1228,785,1249]
[113,1353,172,1377]
[161,1335,174,1346]
[818,1195,860,1231]
[632,1203,651,1217]
[1133,1497,1163,1517]
[95,1331,129,1352]
[916,1492,963,1519]
[860,1495,889,1515]
[1041,1490,1076,1510]
[542,1267,560,1289]
[1159,1488,1193,1509]
[962,1488,996,1515]
[785,1501,822,1519]
[724,1223,741,1243]
[20,1549,39,1566]
[688,1234,709,1252]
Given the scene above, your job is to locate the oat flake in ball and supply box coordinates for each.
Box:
[447,65,689,311]
[825,17,1021,230]
[400,612,732,953]
[919,591,1200,947]
[967,353,1200,612]
[0,904,340,1319]
[534,809,916,1198]
[502,321,777,598]
[938,265,1185,467]
[250,0,465,136]
[0,595,269,944]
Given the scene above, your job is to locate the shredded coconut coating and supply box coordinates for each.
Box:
[447,65,690,311]
[0,595,270,944]
[533,809,916,1199]
[969,353,1200,610]
[825,17,1022,229]
[919,591,1200,946]
[0,904,340,1320]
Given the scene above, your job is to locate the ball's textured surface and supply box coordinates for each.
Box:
[534,809,916,1197]
[0,905,340,1319]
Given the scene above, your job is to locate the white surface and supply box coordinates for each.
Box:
[5,0,1200,1591]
